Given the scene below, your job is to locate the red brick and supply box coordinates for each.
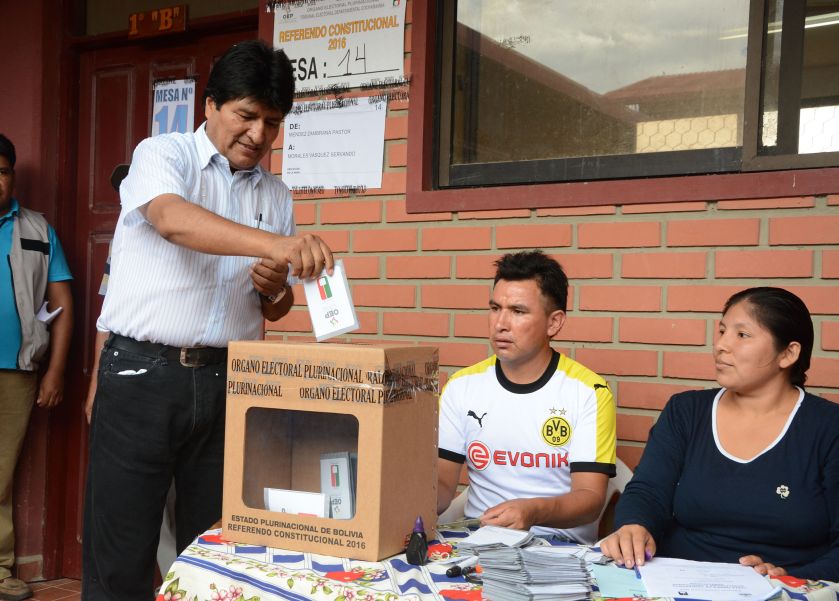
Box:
[667,219,760,247]
[667,285,744,312]
[272,129,285,151]
[341,255,380,279]
[299,229,349,253]
[623,201,708,214]
[574,348,658,376]
[383,312,450,337]
[617,414,655,442]
[388,142,407,167]
[715,250,813,278]
[662,351,716,381]
[823,250,839,278]
[293,203,316,225]
[619,317,706,346]
[717,197,815,210]
[456,254,503,279]
[617,444,645,470]
[320,201,381,224]
[622,252,706,279]
[496,224,572,249]
[270,152,282,174]
[421,284,491,309]
[384,115,408,140]
[454,314,488,338]
[579,286,661,312]
[352,284,416,308]
[360,171,406,196]
[355,311,379,334]
[386,255,451,279]
[353,228,417,252]
[821,392,839,404]
[423,227,492,251]
[829,195,839,205]
[578,222,660,248]
[555,316,613,343]
[769,216,839,245]
[386,200,452,223]
[537,206,617,216]
[265,309,312,333]
[14,560,41,584]
[552,253,613,279]
[787,286,839,315]
[438,341,491,368]
[618,381,694,410]
[808,357,839,388]
[459,209,532,220]
[821,322,839,351]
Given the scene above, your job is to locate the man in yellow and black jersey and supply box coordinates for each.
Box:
[437,251,616,544]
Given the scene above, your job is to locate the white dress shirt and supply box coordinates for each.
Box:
[97,123,295,347]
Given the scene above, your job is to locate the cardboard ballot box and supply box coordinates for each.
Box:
[222,341,439,561]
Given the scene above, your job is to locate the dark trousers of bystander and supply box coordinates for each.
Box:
[82,335,227,601]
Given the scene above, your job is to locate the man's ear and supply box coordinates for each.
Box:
[204,97,217,119]
[779,341,801,370]
[547,310,567,339]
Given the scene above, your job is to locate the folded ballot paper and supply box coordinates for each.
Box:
[479,546,592,601]
[303,259,359,341]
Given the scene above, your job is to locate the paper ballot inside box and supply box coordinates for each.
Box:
[320,452,356,520]
[264,488,329,518]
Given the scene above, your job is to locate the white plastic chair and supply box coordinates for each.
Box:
[438,486,470,524]
[597,457,633,540]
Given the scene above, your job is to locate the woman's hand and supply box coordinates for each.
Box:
[739,555,787,576]
[600,524,656,568]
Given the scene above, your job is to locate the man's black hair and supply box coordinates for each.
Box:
[203,40,295,115]
[494,250,568,312]
[0,134,16,168]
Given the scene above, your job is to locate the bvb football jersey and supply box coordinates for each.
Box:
[438,350,617,544]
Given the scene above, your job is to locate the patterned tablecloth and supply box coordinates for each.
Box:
[158,528,839,601]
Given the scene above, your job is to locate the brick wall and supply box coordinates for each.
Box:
[265,7,839,470]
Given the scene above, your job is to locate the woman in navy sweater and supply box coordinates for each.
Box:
[601,287,839,581]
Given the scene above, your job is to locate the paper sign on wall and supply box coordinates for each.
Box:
[273,0,406,95]
[151,78,196,136]
[282,96,386,190]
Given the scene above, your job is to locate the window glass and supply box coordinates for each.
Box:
[448,0,750,168]
[759,0,839,154]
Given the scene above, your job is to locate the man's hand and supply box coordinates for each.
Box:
[36,368,64,408]
[269,233,334,280]
[739,555,787,577]
[250,258,289,298]
[600,524,656,568]
[481,499,540,530]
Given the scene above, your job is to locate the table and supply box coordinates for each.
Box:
[158,528,839,601]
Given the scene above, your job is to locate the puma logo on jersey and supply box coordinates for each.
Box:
[467,410,487,427]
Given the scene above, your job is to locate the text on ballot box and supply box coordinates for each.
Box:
[303,259,359,342]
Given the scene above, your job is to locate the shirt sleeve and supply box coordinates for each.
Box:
[614,393,691,542]
[569,382,617,476]
[119,135,191,226]
[46,225,72,282]
[438,380,467,463]
[788,417,839,581]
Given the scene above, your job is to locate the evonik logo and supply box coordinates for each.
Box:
[466,441,568,471]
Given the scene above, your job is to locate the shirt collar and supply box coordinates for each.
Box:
[195,122,265,187]
[0,198,20,224]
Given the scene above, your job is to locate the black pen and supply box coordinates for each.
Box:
[257,212,263,230]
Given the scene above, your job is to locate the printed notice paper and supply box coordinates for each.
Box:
[639,557,781,601]
[282,96,386,190]
[303,259,359,342]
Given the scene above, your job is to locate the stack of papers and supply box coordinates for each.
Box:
[457,525,536,553]
[479,546,592,601]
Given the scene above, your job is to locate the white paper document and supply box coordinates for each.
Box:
[639,557,781,601]
[264,488,328,518]
[457,525,533,548]
[303,260,360,342]
[36,301,63,325]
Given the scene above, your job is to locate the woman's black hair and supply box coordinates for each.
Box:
[723,287,813,388]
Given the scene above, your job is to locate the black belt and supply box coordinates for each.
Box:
[109,334,227,368]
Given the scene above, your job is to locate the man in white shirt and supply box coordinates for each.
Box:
[437,251,617,544]
[82,41,333,601]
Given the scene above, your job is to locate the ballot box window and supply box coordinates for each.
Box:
[242,408,359,520]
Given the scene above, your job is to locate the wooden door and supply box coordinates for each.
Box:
[59,25,254,578]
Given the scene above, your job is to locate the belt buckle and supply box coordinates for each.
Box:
[180,347,204,368]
